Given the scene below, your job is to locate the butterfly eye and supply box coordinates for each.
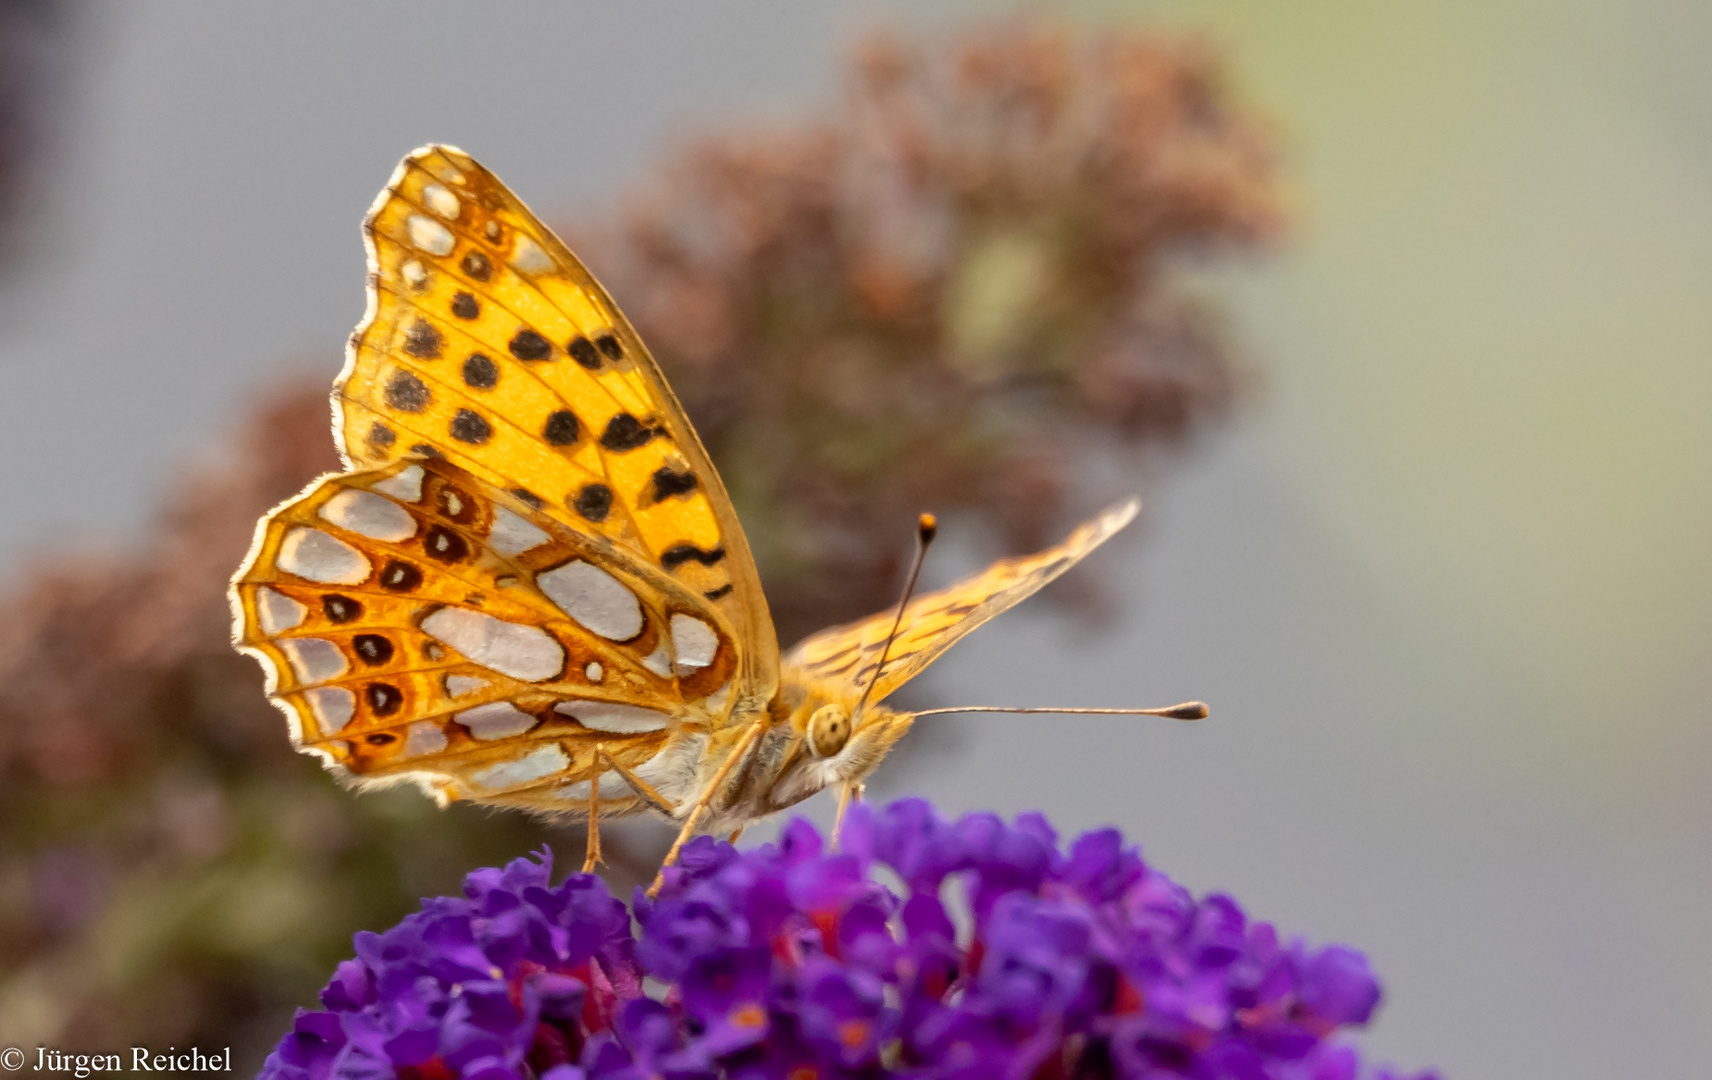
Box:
[807,704,852,759]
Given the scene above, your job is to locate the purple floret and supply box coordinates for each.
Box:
[261,802,1436,1080]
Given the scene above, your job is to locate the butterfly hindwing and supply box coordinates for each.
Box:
[334,145,777,704]
[782,499,1140,702]
[231,457,739,814]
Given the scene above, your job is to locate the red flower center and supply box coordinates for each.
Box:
[731,1003,767,1029]
[838,1019,869,1050]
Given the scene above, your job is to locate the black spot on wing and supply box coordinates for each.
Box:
[436,485,476,523]
[460,250,492,281]
[403,319,443,359]
[409,443,445,460]
[543,410,580,446]
[462,353,498,389]
[367,422,396,448]
[568,336,601,370]
[595,333,624,360]
[449,409,492,444]
[365,682,403,717]
[703,584,734,601]
[353,634,394,666]
[572,483,613,523]
[509,329,552,361]
[321,595,362,623]
[649,465,699,502]
[424,526,470,563]
[661,543,727,571]
[510,488,544,509]
[385,371,430,413]
[450,292,480,320]
[599,413,661,452]
[380,560,423,592]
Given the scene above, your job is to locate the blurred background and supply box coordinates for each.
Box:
[0,2,1707,1078]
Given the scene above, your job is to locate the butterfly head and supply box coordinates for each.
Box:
[807,703,851,758]
[805,699,913,769]
[808,510,938,761]
[779,511,936,783]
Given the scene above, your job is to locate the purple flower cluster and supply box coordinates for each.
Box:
[263,801,1435,1080]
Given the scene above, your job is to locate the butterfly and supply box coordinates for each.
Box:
[229,145,1204,887]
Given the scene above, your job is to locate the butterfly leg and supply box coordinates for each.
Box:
[648,716,771,897]
[595,747,675,817]
[727,826,745,845]
[582,746,605,873]
[831,781,866,850]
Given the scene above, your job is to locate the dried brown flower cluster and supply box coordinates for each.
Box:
[0,21,1279,1069]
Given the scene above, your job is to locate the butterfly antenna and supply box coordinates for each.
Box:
[854,513,938,717]
[910,702,1209,720]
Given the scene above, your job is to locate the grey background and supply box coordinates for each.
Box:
[2,2,1708,1077]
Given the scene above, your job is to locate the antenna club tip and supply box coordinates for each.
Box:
[917,513,938,543]
[1168,701,1210,720]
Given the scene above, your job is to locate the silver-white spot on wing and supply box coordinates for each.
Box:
[470,745,567,791]
[422,182,460,220]
[372,464,425,502]
[669,614,719,674]
[585,661,603,683]
[319,489,416,542]
[402,721,448,758]
[640,640,673,678]
[455,701,538,740]
[278,527,371,585]
[256,587,306,633]
[445,674,488,698]
[512,234,552,275]
[280,637,349,685]
[400,258,429,290]
[488,505,550,556]
[407,213,455,256]
[537,561,643,641]
[305,687,354,735]
[553,700,674,734]
[421,607,565,682]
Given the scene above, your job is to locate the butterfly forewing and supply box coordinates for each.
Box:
[232,457,739,812]
[334,145,777,700]
[782,499,1141,702]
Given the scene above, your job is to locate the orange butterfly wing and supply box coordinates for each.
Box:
[782,499,1139,702]
[333,145,776,702]
[231,457,739,815]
